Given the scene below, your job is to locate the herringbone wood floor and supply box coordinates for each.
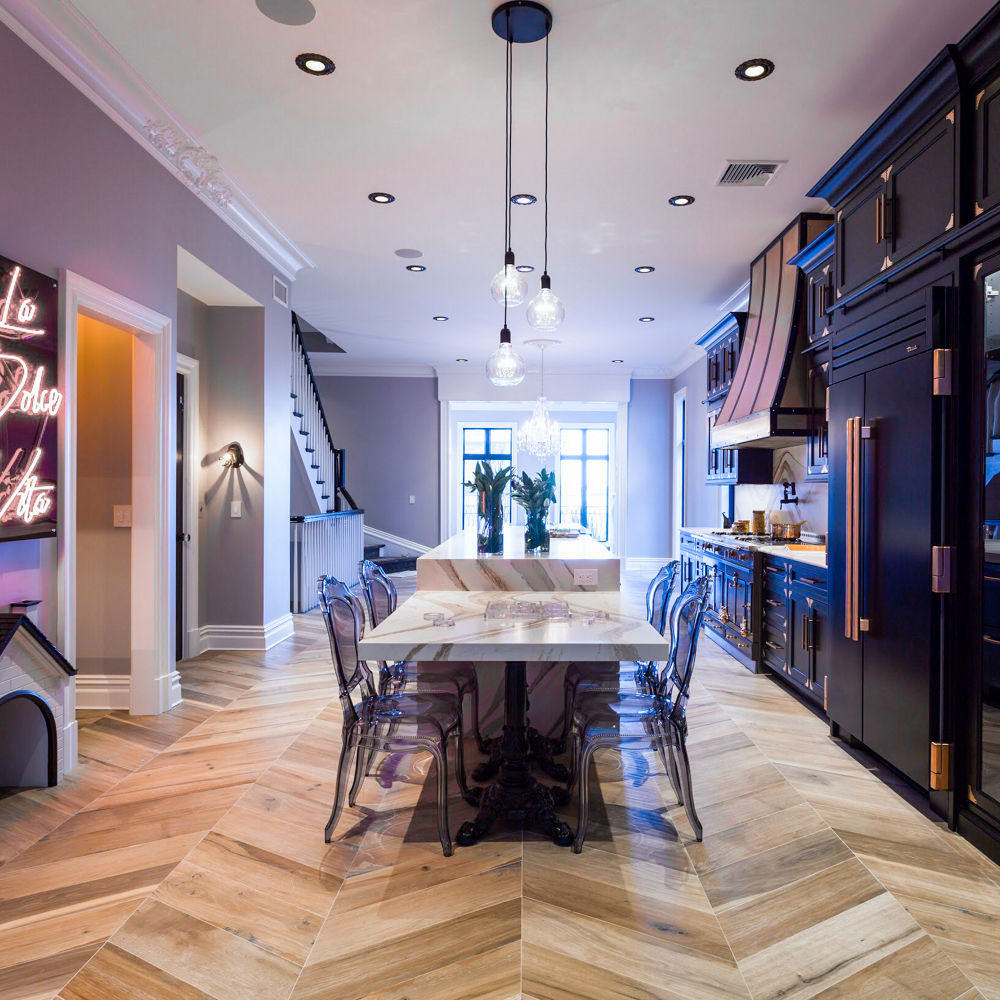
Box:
[1,573,999,1000]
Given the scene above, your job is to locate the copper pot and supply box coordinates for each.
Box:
[772,520,805,540]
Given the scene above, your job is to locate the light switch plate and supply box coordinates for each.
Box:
[112,504,132,528]
[408,495,416,505]
[230,500,242,518]
[573,568,599,587]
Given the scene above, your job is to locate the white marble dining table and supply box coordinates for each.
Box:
[359,588,669,847]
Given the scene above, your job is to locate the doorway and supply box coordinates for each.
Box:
[59,271,176,715]
[176,354,199,660]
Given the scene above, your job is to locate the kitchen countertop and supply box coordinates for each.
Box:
[682,527,828,570]
[416,528,619,592]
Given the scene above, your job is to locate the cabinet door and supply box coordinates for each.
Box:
[787,592,811,692]
[811,600,829,708]
[885,106,957,267]
[808,266,833,345]
[836,175,885,298]
[976,76,1000,215]
[805,362,830,480]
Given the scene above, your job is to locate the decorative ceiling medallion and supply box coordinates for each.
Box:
[144,121,232,208]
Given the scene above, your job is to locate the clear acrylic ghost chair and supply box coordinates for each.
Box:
[567,581,710,852]
[319,575,474,857]
[557,560,680,748]
[358,559,486,752]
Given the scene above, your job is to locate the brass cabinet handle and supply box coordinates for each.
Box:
[845,417,868,640]
[985,635,1000,646]
[765,598,783,607]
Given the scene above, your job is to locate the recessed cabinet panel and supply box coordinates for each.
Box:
[837,177,885,298]
[886,109,957,265]
[976,77,1000,215]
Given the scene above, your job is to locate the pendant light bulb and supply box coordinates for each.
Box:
[490,250,528,307]
[486,326,526,386]
[526,272,564,331]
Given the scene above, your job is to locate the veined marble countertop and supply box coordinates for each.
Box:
[359,590,667,664]
[416,529,620,592]
[683,527,828,569]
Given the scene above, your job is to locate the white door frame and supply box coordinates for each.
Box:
[672,387,686,558]
[59,270,179,715]
[176,353,200,660]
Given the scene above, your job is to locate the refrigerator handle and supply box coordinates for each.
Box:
[844,417,873,640]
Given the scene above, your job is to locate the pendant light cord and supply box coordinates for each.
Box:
[503,16,513,329]
[543,31,549,278]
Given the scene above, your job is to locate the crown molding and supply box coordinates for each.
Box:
[718,278,751,314]
[309,357,437,378]
[0,0,314,280]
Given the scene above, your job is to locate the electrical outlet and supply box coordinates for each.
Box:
[230,500,242,519]
[573,568,599,587]
[409,495,416,505]
[112,505,132,528]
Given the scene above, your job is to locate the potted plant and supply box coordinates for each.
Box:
[464,460,514,554]
[511,468,557,553]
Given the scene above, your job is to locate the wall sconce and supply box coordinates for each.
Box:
[220,442,245,469]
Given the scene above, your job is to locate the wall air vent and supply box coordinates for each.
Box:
[717,160,785,187]
[273,275,290,307]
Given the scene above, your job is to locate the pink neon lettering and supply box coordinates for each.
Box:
[0,266,44,340]
[18,366,62,417]
[0,447,53,523]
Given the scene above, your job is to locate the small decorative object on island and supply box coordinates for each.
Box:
[512,468,556,553]
[464,460,514,554]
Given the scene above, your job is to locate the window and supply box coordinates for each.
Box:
[460,426,513,528]
[558,427,610,542]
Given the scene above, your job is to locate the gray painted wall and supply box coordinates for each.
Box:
[315,377,441,547]
[671,357,722,532]
[0,24,291,654]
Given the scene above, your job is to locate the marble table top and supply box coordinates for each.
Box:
[359,590,668,664]
[417,529,620,592]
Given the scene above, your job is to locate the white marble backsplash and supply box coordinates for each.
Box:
[734,445,829,538]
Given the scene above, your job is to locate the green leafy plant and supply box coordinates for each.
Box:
[510,468,557,516]
[464,461,514,553]
[511,469,557,552]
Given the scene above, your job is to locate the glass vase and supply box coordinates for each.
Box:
[524,508,550,553]
[477,492,504,554]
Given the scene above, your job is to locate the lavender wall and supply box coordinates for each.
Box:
[0,24,292,643]
[315,376,441,547]
[627,380,672,557]
[671,356,722,533]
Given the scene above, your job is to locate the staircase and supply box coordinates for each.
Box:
[291,313,357,514]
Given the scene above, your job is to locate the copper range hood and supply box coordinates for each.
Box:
[712,213,832,449]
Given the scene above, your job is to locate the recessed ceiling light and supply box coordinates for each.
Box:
[368,191,395,204]
[515,264,535,273]
[296,53,335,76]
[433,315,449,321]
[611,359,624,363]
[639,316,655,323]
[668,195,695,207]
[405,264,426,272]
[395,248,422,258]
[511,193,537,205]
[635,265,655,273]
[456,358,469,363]
[735,58,775,82]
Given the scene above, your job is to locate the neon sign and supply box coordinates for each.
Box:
[0,256,58,540]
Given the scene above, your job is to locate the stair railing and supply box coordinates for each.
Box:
[291,314,358,513]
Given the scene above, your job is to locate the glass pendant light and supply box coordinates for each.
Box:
[491,250,528,306]
[487,325,526,386]
[525,31,565,331]
[517,339,560,456]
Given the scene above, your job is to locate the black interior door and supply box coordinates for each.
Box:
[862,351,935,788]
[176,372,184,661]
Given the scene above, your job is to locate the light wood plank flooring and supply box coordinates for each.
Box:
[0,573,998,1000]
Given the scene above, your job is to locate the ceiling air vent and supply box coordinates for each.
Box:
[717,160,785,187]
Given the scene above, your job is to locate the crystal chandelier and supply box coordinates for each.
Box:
[517,339,560,456]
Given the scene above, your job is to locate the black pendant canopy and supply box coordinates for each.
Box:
[492,1,552,43]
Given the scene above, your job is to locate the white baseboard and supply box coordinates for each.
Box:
[75,673,131,710]
[199,613,296,652]
[185,626,204,658]
[364,526,431,555]
[160,668,183,709]
[626,557,675,575]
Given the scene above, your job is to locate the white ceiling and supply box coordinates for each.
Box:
[66,0,992,375]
